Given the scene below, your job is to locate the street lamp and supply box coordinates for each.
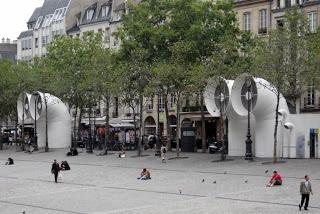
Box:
[245,76,253,160]
[86,93,93,154]
[33,93,38,150]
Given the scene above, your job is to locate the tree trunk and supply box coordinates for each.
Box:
[73,105,78,145]
[77,107,83,141]
[132,105,139,156]
[176,94,181,157]
[200,94,206,153]
[273,90,280,163]
[164,93,171,151]
[104,95,110,150]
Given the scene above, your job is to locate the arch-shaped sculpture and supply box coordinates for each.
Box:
[29,92,71,149]
[204,76,249,156]
[17,92,32,120]
[230,74,290,158]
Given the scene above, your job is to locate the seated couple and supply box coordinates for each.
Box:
[267,171,282,187]
[137,168,151,180]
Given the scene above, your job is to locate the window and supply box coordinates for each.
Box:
[35,16,43,29]
[35,38,38,48]
[86,9,94,20]
[21,40,25,50]
[170,95,176,109]
[42,36,48,46]
[259,9,267,34]
[147,97,153,111]
[308,12,317,33]
[53,9,60,20]
[104,28,110,43]
[307,86,315,106]
[243,13,251,32]
[59,8,67,19]
[277,0,281,8]
[158,96,164,110]
[101,6,109,17]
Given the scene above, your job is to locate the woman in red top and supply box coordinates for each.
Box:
[267,171,282,187]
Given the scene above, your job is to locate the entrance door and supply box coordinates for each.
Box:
[310,129,315,158]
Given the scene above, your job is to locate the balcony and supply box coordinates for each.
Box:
[182,105,207,112]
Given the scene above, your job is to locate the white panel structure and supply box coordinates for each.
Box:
[231,74,290,158]
[29,92,71,149]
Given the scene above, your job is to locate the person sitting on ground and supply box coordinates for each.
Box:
[137,168,151,180]
[118,148,126,158]
[67,147,78,156]
[5,157,14,165]
[60,161,70,170]
[267,170,282,187]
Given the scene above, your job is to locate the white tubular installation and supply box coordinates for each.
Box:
[231,74,290,158]
[204,77,248,156]
[284,122,295,158]
[29,92,71,149]
[17,92,32,120]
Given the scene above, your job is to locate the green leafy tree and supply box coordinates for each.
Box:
[252,7,313,163]
[45,32,104,143]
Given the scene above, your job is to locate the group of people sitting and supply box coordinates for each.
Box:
[60,160,70,171]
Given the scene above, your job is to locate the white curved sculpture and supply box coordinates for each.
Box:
[29,92,71,149]
[230,74,290,158]
[204,77,249,156]
[17,92,32,120]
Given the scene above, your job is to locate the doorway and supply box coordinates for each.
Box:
[310,128,318,158]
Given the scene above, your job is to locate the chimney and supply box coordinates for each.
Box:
[6,38,10,43]
[2,38,5,43]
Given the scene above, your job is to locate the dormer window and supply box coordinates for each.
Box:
[35,16,43,29]
[87,9,94,20]
[101,6,109,17]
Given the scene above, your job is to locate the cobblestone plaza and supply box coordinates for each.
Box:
[0,148,319,214]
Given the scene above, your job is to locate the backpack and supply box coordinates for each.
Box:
[162,147,166,153]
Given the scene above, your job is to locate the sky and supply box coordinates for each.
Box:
[0,0,44,41]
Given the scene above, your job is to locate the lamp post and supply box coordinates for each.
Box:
[33,93,38,150]
[245,76,253,160]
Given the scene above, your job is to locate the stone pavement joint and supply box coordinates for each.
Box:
[216,196,320,209]
[0,200,86,214]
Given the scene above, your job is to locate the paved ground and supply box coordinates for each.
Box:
[0,147,319,214]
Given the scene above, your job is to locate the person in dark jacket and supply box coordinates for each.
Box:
[51,159,60,183]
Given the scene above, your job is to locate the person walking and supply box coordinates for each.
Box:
[51,160,60,183]
[299,175,313,211]
[160,143,167,163]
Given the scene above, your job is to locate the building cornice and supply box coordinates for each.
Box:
[234,0,272,7]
